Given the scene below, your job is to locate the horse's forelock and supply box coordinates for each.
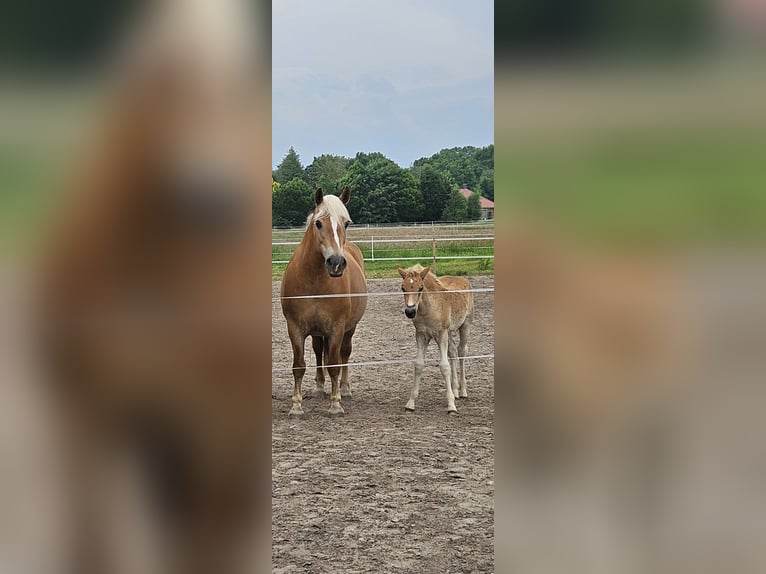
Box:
[306,194,350,229]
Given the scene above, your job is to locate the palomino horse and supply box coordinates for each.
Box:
[280,187,368,417]
[38,1,269,572]
[398,264,474,413]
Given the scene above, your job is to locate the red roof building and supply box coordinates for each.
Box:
[458,188,494,220]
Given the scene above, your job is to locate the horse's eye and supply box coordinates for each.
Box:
[418,286,423,292]
[344,221,349,229]
[315,220,322,229]
[401,286,405,292]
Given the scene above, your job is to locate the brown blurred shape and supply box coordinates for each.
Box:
[37,1,271,573]
[498,219,687,467]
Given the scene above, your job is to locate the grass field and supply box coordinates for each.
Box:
[272,222,495,279]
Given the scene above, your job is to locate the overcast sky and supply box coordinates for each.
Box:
[272,0,493,169]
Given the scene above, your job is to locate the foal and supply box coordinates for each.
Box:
[398,265,474,413]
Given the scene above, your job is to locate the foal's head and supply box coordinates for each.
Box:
[398,265,431,318]
[307,187,353,277]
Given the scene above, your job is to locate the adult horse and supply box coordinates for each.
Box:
[280,187,368,417]
[38,1,270,572]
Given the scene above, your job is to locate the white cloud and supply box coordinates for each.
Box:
[272,0,493,167]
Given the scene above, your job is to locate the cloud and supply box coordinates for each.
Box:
[272,0,493,167]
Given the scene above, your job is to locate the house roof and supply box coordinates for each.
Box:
[459,188,494,209]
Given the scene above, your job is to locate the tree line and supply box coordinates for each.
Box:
[272,145,494,227]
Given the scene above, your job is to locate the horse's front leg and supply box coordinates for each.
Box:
[406,331,429,411]
[325,332,345,417]
[287,326,307,417]
[437,330,457,413]
[311,335,327,398]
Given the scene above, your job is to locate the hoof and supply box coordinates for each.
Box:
[404,406,415,413]
[328,404,345,417]
[288,407,305,418]
[405,400,416,411]
[313,388,328,399]
[459,393,468,399]
[340,389,352,399]
[447,408,458,415]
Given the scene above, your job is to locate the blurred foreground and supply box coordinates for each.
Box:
[495,9,766,569]
[1,1,272,573]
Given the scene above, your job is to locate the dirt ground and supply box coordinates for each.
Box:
[271,276,495,574]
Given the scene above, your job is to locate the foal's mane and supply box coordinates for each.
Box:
[409,264,446,291]
[305,194,351,229]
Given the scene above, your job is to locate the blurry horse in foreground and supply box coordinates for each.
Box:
[280,187,368,417]
[398,264,474,414]
[38,1,269,573]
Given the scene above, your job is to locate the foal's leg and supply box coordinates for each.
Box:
[325,332,345,417]
[311,336,327,398]
[448,332,460,398]
[406,331,429,411]
[287,326,307,417]
[339,328,355,398]
[457,322,470,398]
[437,330,458,413]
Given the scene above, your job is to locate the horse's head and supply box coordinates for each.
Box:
[97,0,260,242]
[308,187,353,277]
[398,265,430,318]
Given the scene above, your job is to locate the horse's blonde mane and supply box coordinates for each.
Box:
[305,194,351,229]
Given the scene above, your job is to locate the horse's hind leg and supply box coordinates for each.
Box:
[311,336,327,398]
[457,322,470,398]
[448,332,460,398]
[287,326,307,417]
[435,330,458,413]
[339,329,355,398]
[326,333,345,417]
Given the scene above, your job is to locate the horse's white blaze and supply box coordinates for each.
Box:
[331,217,342,252]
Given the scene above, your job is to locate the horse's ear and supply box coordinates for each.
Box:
[339,186,351,205]
[420,266,431,279]
[397,267,406,278]
[315,188,324,206]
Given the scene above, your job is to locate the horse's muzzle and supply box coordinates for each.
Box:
[405,305,417,319]
[326,255,347,277]
[174,176,248,238]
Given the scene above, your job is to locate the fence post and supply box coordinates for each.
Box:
[431,221,436,270]
[371,235,375,262]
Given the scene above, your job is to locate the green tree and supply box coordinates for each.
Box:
[477,169,494,201]
[418,165,455,222]
[466,190,482,220]
[412,145,493,190]
[273,147,305,185]
[340,153,423,223]
[272,177,313,226]
[304,154,350,194]
[441,189,468,222]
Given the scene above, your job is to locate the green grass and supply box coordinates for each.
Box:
[0,145,59,256]
[498,127,766,247]
[271,225,495,280]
